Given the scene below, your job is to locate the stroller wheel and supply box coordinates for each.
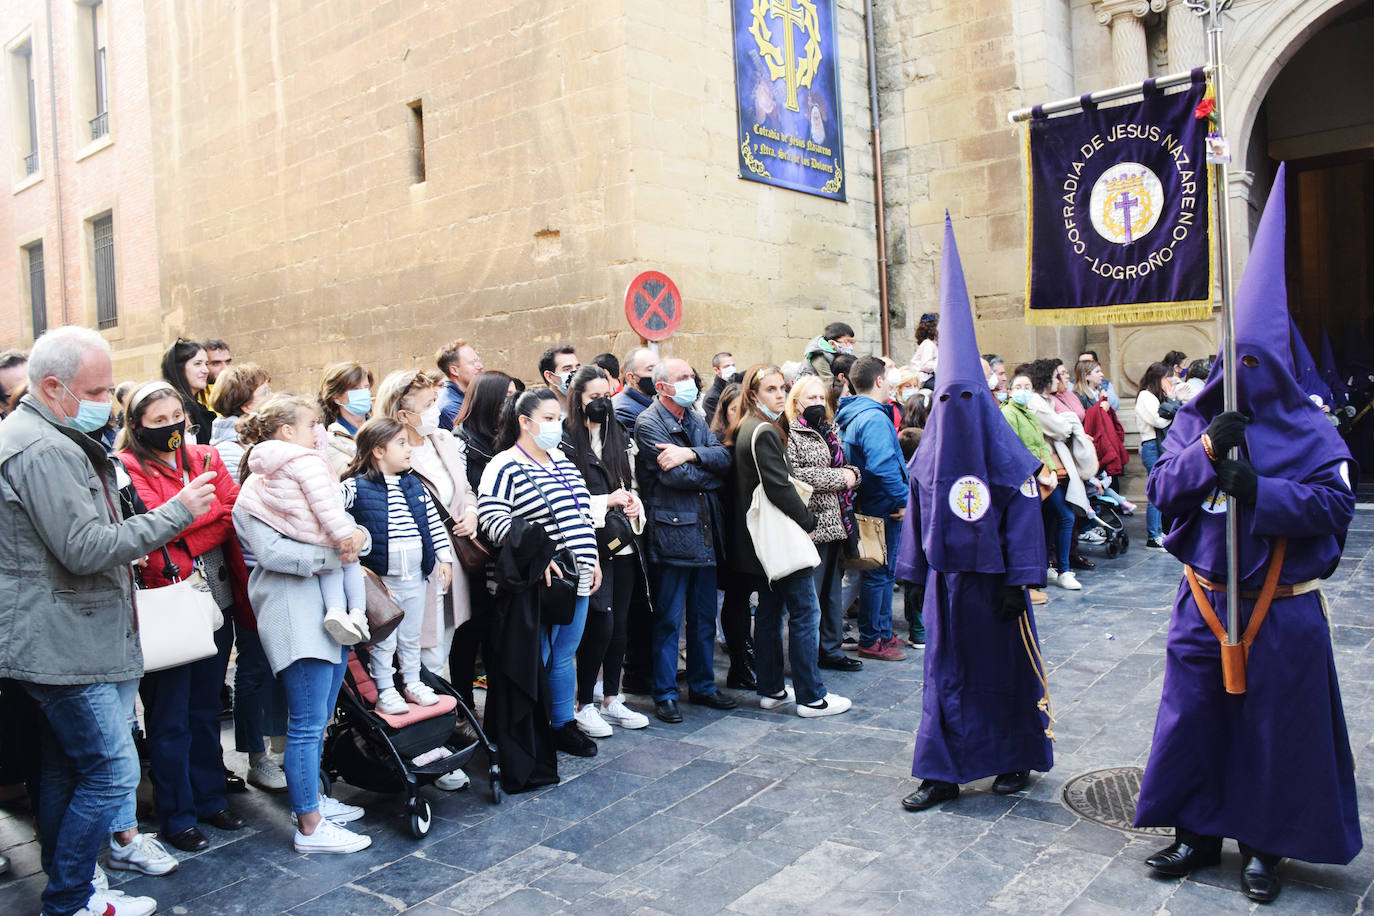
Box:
[1120,531,1130,552]
[409,798,432,838]
[489,765,503,805]
[1105,538,1120,558]
[318,770,332,798]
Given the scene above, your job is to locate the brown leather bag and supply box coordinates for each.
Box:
[452,533,492,572]
[362,568,405,644]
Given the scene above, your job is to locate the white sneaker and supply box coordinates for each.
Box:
[759,686,795,710]
[323,608,363,646]
[797,693,852,718]
[592,680,604,703]
[92,864,109,891]
[293,817,371,855]
[600,698,648,729]
[107,832,178,876]
[404,682,440,707]
[436,769,471,791]
[347,608,371,642]
[1045,567,1059,585]
[1057,571,1082,591]
[374,687,409,715]
[246,755,288,792]
[1079,529,1106,545]
[85,888,158,916]
[573,704,613,738]
[318,795,364,823]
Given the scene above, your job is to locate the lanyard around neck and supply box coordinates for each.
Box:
[515,444,582,515]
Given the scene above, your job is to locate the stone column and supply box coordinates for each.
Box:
[1167,0,1207,71]
[1095,0,1168,84]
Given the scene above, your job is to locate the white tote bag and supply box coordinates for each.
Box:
[745,423,820,581]
[136,546,223,673]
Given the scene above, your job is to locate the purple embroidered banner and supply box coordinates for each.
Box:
[1025,78,1214,326]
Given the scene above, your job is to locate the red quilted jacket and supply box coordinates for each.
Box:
[1081,396,1129,478]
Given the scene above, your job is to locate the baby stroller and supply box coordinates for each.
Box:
[322,644,501,838]
[1077,487,1130,558]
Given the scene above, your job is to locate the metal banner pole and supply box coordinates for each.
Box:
[1187,0,1241,644]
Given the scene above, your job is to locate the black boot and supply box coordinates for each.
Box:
[1145,827,1222,876]
[726,649,756,690]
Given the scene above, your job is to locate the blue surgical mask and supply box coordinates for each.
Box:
[1011,391,1033,407]
[670,379,698,408]
[533,419,563,451]
[760,404,781,421]
[61,384,112,433]
[344,388,372,417]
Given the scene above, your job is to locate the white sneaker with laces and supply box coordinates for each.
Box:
[436,769,471,791]
[404,682,440,707]
[573,704,613,738]
[318,795,364,823]
[797,693,852,718]
[323,608,362,646]
[107,831,179,876]
[293,817,371,855]
[85,888,157,916]
[374,687,409,715]
[247,755,288,792]
[1080,529,1106,545]
[759,686,795,710]
[600,698,648,729]
[1057,571,1082,591]
[1045,567,1059,585]
[347,608,371,641]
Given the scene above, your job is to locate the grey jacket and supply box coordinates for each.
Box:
[233,507,349,675]
[0,396,195,685]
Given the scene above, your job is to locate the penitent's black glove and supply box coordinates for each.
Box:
[1214,457,1259,505]
[1204,410,1250,457]
[997,586,1027,621]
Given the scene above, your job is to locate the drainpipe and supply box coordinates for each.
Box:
[863,0,891,356]
[44,0,70,326]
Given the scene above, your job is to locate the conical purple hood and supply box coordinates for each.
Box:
[1290,317,1332,404]
[1319,328,1350,407]
[912,215,1043,573]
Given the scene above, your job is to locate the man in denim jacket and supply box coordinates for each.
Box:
[634,358,734,723]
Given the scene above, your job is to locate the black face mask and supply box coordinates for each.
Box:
[802,405,828,429]
[635,375,657,398]
[585,396,613,424]
[136,421,186,453]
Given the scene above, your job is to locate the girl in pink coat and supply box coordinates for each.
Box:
[236,394,369,645]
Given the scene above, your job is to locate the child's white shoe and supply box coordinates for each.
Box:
[404,682,440,707]
[374,687,409,715]
[324,608,362,646]
[347,608,371,641]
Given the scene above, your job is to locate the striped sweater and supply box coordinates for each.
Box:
[478,448,598,596]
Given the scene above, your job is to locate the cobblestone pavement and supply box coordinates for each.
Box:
[4,509,1374,915]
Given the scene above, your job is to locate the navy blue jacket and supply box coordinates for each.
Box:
[834,395,909,517]
[437,380,466,432]
[612,387,654,434]
[633,400,730,567]
[351,473,437,578]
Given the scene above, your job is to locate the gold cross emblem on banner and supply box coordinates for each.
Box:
[749,0,823,113]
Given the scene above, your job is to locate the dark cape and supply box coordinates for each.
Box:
[896,215,1053,784]
[487,518,560,794]
[1134,165,1361,864]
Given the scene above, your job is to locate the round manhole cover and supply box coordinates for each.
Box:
[1061,766,1172,836]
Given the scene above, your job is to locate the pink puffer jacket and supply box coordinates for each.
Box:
[237,439,354,548]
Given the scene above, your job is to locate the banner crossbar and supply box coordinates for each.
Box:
[1007,67,1212,124]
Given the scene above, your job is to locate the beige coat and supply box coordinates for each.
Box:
[411,431,477,647]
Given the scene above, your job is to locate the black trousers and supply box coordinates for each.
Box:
[576,553,636,703]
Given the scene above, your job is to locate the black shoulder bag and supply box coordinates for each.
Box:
[514,462,579,627]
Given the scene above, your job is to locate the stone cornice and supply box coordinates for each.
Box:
[1095,0,1168,25]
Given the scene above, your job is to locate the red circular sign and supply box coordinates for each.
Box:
[624,271,682,342]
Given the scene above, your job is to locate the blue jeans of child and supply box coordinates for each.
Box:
[279,649,348,816]
[650,563,720,701]
[754,569,826,706]
[1140,438,1163,540]
[23,680,141,916]
[858,517,901,646]
[542,595,590,728]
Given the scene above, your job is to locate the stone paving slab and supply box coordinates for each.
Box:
[4,510,1374,913]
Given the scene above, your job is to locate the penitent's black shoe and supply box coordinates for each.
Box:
[900,780,959,812]
[688,691,738,710]
[1241,853,1282,903]
[1145,839,1222,877]
[654,699,683,723]
[992,771,1030,795]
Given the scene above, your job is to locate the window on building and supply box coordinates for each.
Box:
[89,1,107,139]
[74,0,109,143]
[408,100,425,183]
[7,40,39,177]
[92,214,117,328]
[24,242,47,336]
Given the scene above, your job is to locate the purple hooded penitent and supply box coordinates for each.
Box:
[896,215,1052,785]
[1319,328,1350,409]
[1289,317,1332,407]
[1135,164,1361,864]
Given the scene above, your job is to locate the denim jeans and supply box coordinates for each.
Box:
[280,649,348,816]
[109,678,141,835]
[1140,438,1163,540]
[811,541,846,661]
[1043,483,1075,571]
[233,625,286,755]
[753,570,826,706]
[858,517,900,646]
[23,681,141,916]
[542,595,589,728]
[650,564,720,701]
[139,621,232,835]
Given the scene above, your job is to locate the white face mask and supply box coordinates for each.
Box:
[720,365,738,382]
[416,404,441,436]
[885,369,903,388]
[987,374,998,390]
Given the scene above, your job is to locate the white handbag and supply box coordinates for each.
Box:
[135,545,223,673]
[745,423,821,581]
